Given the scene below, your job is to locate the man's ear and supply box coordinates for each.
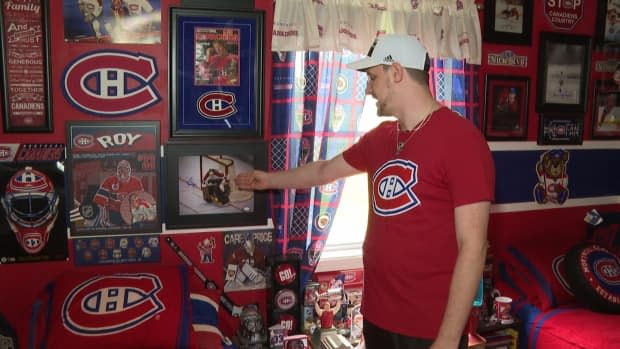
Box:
[391,62,405,83]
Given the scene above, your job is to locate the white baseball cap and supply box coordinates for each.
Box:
[347,34,428,71]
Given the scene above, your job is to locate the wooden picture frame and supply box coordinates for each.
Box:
[164,140,268,230]
[65,121,162,237]
[484,75,529,140]
[483,0,532,45]
[536,32,591,113]
[592,80,620,139]
[0,0,53,132]
[170,7,264,138]
[595,0,620,48]
[537,114,584,145]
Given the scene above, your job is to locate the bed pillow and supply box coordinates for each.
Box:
[565,243,620,313]
[499,238,578,311]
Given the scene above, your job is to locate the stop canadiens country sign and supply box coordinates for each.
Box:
[544,0,583,30]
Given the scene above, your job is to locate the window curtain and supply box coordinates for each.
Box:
[430,58,481,127]
[269,51,367,287]
[272,0,482,64]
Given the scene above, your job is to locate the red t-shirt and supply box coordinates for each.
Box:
[342,107,495,339]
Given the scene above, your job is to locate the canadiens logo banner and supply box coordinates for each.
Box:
[62,50,161,117]
[29,266,190,348]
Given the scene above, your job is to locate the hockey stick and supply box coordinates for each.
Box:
[165,236,243,317]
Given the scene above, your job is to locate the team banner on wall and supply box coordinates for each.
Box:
[66,121,161,237]
[62,0,162,44]
[0,144,68,263]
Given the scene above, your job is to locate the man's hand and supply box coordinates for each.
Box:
[235,170,269,190]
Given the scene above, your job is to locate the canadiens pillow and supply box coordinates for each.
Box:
[565,243,620,313]
[502,240,577,311]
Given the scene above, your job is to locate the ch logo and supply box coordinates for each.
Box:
[197,91,238,121]
[62,50,160,117]
[372,159,420,216]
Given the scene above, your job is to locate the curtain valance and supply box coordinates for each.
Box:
[272,0,482,64]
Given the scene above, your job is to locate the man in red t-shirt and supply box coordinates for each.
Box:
[235,34,495,349]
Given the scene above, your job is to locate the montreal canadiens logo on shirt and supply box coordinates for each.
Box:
[372,159,420,216]
[62,273,165,336]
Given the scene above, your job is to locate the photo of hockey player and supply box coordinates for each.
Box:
[223,230,273,292]
[0,148,68,264]
[66,121,161,237]
[63,0,161,44]
[492,0,524,34]
[177,153,254,216]
[194,28,240,86]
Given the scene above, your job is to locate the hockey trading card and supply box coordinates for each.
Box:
[66,121,161,237]
[73,234,160,266]
[63,0,161,44]
[0,144,68,263]
[223,229,274,292]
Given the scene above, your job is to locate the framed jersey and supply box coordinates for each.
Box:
[169,7,264,138]
[65,121,161,237]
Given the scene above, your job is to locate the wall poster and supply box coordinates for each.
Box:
[0,144,67,263]
[0,0,52,132]
[66,121,161,237]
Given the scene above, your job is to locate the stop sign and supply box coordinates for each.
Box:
[544,0,583,30]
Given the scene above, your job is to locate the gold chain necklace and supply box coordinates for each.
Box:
[395,107,437,155]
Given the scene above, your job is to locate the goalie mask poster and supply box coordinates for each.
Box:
[0,144,68,263]
[66,121,161,237]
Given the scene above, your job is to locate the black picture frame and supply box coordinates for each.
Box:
[0,0,53,132]
[537,114,584,145]
[592,80,620,139]
[483,0,532,45]
[483,75,529,140]
[164,140,268,230]
[170,7,264,138]
[536,32,592,114]
[65,121,162,237]
[595,0,620,48]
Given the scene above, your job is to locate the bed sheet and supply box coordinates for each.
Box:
[514,299,620,349]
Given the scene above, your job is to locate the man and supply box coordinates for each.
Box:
[93,160,144,227]
[236,34,495,349]
[77,0,104,41]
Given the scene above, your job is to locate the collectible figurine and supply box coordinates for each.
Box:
[235,305,268,349]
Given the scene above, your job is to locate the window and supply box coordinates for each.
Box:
[316,96,394,271]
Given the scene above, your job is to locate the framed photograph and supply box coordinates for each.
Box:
[536,32,591,113]
[483,0,532,45]
[537,115,584,145]
[0,0,53,132]
[0,144,68,263]
[592,81,620,139]
[66,121,161,237]
[164,140,268,230]
[483,75,529,140]
[170,7,264,138]
[595,0,620,47]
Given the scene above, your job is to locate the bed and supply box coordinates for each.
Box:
[490,211,620,349]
